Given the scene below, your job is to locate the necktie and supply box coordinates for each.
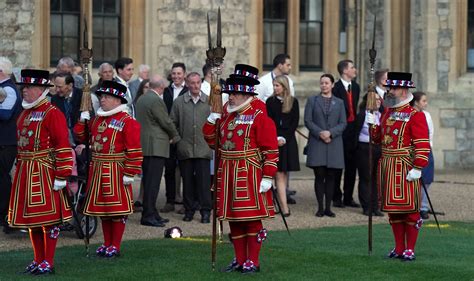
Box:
[346,84,355,122]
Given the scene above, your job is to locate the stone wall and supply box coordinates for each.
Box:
[0,0,35,67]
[154,0,252,76]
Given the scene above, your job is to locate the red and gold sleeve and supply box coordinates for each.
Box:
[202,121,217,148]
[410,111,430,170]
[255,112,279,180]
[48,108,73,180]
[73,119,88,143]
[122,118,143,177]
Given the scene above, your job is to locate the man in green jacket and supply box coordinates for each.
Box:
[170,72,212,223]
[135,74,180,227]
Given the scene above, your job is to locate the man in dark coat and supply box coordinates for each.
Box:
[332,59,360,208]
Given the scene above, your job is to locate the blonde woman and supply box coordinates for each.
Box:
[266,75,300,216]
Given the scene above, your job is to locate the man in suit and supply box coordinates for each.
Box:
[128,64,150,101]
[160,62,188,213]
[56,57,85,90]
[135,74,180,227]
[332,59,361,208]
[51,72,83,146]
[114,57,135,117]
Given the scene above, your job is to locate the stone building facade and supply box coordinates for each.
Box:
[0,0,473,169]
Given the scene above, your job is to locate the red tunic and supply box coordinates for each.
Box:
[8,99,73,228]
[74,111,143,217]
[370,103,430,213]
[203,97,279,221]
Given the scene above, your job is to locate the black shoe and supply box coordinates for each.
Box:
[363,209,370,216]
[420,211,429,220]
[3,225,13,234]
[315,211,324,217]
[201,213,210,224]
[324,210,336,217]
[155,215,170,224]
[283,210,291,217]
[287,196,296,204]
[183,215,193,222]
[140,218,165,227]
[333,201,345,208]
[373,210,385,217]
[287,190,297,196]
[344,200,361,208]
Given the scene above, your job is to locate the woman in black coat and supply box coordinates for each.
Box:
[266,75,300,216]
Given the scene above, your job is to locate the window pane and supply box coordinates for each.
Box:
[104,17,119,37]
[51,0,60,11]
[300,23,307,44]
[51,37,62,62]
[307,22,320,43]
[264,0,287,19]
[63,15,79,37]
[307,44,321,65]
[301,0,322,21]
[264,23,272,42]
[103,39,119,61]
[468,0,474,68]
[63,38,79,61]
[93,0,103,13]
[50,14,62,36]
[93,38,104,61]
[93,17,104,37]
[299,0,323,69]
[61,0,80,12]
[104,0,119,14]
[271,23,286,42]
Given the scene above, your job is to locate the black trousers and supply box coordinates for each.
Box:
[313,166,339,212]
[0,145,17,223]
[141,156,166,220]
[356,142,381,211]
[164,144,177,204]
[333,126,358,204]
[179,158,211,216]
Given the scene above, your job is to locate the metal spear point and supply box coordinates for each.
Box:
[217,7,222,47]
[207,13,212,50]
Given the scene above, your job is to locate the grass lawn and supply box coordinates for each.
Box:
[1,221,473,280]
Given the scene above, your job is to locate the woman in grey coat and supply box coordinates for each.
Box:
[304,74,347,217]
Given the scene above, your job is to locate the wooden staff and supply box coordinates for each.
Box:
[79,17,93,258]
[207,8,226,271]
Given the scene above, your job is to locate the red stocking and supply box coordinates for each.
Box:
[246,220,264,267]
[29,228,45,263]
[388,214,406,255]
[43,226,60,267]
[111,216,127,251]
[101,218,113,247]
[229,221,248,265]
[405,212,422,252]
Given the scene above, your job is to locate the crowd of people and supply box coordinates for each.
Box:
[0,52,434,274]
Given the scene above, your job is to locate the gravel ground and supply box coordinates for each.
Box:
[1,167,473,252]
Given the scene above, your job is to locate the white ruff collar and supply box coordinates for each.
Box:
[389,93,413,109]
[22,88,49,109]
[97,104,128,117]
[227,96,253,113]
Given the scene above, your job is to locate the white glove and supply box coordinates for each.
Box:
[123,175,135,185]
[259,178,273,193]
[365,112,377,125]
[277,136,286,144]
[53,179,67,191]
[406,168,422,182]
[207,112,222,124]
[80,111,91,122]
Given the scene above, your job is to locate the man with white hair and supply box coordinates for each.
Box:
[128,64,150,101]
[90,62,115,113]
[0,57,22,233]
[56,56,85,89]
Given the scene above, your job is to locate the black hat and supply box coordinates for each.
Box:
[384,72,415,88]
[96,80,128,104]
[222,64,260,95]
[16,69,53,87]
